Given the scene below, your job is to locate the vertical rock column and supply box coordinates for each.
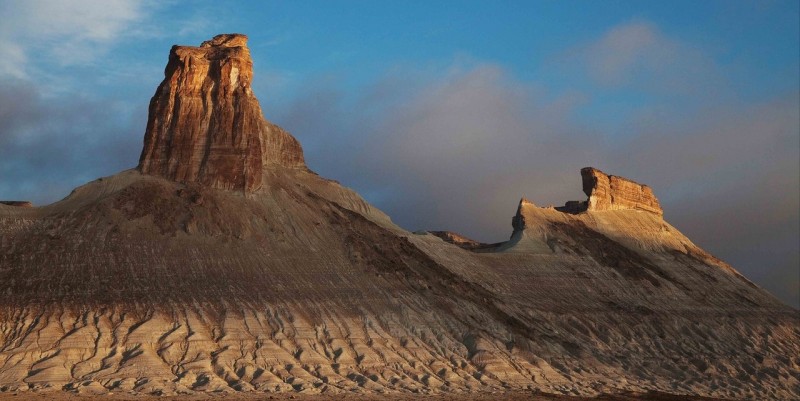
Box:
[138,34,305,192]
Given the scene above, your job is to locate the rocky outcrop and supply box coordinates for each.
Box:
[555,168,661,215]
[556,167,662,215]
[511,197,536,230]
[0,201,32,207]
[428,230,500,251]
[138,34,304,193]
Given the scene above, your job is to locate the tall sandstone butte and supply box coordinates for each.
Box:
[138,33,304,192]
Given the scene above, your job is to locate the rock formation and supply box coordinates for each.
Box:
[581,167,662,215]
[555,168,662,215]
[0,201,32,207]
[138,33,304,193]
[0,35,797,400]
[428,231,500,252]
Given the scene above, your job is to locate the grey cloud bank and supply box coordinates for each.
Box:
[0,79,143,204]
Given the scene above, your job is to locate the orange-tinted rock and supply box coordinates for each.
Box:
[581,167,662,215]
[428,230,504,252]
[429,230,484,248]
[138,34,304,192]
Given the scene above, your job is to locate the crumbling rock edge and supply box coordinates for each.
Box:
[554,167,662,216]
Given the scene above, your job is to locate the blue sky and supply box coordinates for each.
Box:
[0,0,798,306]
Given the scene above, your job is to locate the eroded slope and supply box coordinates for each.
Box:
[0,169,797,399]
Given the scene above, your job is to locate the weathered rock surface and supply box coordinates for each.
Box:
[138,34,304,193]
[580,167,662,215]
[0,201,32,207]
[1,167,796,399]
[428,231,500,252]
[0,35,798,400]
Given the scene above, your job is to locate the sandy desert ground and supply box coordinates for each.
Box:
[0,390,736,401]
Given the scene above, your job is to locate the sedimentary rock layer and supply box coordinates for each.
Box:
[0,202,32,207]
[581,167,662,215]
[428,231,500,251]
[137,34,304,193]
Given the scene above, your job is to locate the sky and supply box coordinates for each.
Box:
[0,0,798,307]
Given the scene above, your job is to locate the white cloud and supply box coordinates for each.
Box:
[17,0,143,41]
[566,20,723,94]
[0,0,148,77]
[0,41,27,79]
[587,21,659,85]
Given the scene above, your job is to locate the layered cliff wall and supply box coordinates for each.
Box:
[557,168,663,215]
[582,167,662,215]
[137,34,304,193]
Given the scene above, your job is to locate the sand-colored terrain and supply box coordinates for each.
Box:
[1,34,797,400]
[0,389,737,401]
[1,167,796,399]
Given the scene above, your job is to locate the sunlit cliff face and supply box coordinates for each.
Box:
[138,33,305,193]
